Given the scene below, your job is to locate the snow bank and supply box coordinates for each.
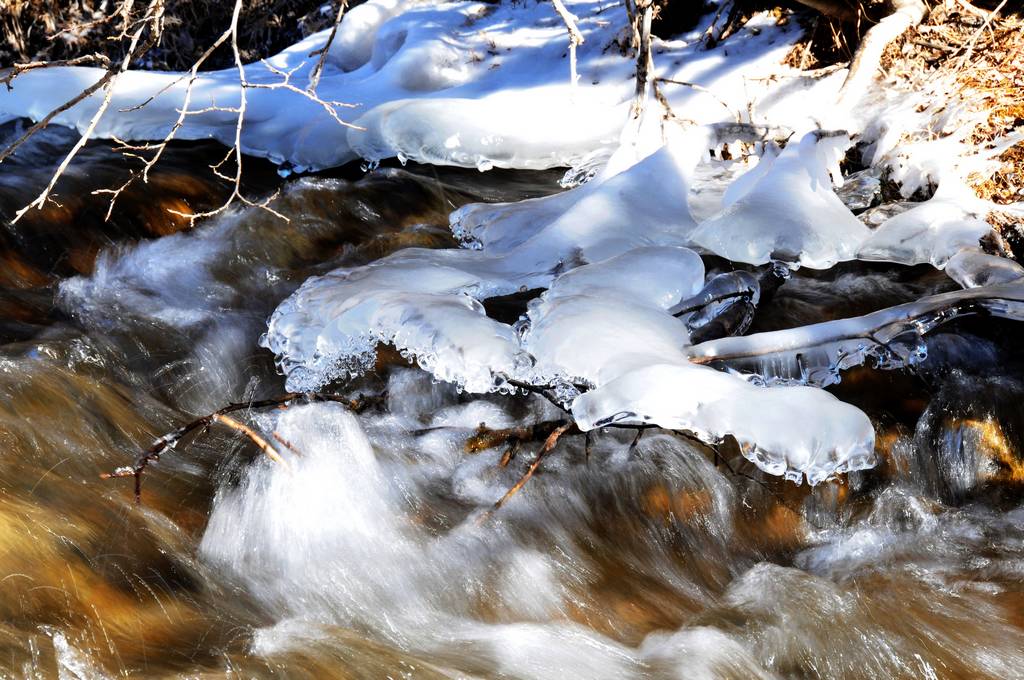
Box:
[0,0,834,172]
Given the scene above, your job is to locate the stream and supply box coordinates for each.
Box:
[1,120,1024,679]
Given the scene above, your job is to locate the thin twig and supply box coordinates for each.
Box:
[307,0,348,93]
[952,0,1007,75]
[211,413,290,468]
[1,55,112,90]
[9,0,165,223]
[492,421,574,510]
[101,391,371,502]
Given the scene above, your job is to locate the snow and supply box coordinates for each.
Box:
[0,0,831,172]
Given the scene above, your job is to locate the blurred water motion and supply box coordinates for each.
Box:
[0,124,1023,678]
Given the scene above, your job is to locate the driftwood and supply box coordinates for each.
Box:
[837,0,928,108]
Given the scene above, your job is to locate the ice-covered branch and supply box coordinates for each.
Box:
[686,281,1024,386]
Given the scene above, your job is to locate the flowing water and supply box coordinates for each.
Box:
[1,121,1024,679]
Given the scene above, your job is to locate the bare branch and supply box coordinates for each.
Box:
[307,0,349,93]
[101,392,375,502]
[492,421,574,510]
[1,55,112,90]
[551,0,585,88]
[8,0,166,223]
[630,0,654,119]
[252,60,361,129]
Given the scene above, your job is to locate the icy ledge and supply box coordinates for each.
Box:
[262,133,888,483]
[572,364,876,485]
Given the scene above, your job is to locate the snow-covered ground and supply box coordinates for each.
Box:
[0,0,840,171]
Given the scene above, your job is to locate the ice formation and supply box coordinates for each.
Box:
[945,250,1024,290]
[690,131,870,269]
[857,188,995,268]
[261,250,530,394]
[263,126,715,394]
[572,364,876,485]
[520,246,704,388]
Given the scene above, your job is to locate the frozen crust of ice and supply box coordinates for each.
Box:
[521,246,704,388]
[261,256,529,394]
[571,363,877,485]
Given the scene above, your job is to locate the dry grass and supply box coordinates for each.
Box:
[780,1,1024,251]
[782,0,890,70]
[0,0,340,71]
[875,3,1024,205]
[879,2,1024,250]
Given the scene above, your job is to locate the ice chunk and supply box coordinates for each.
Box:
[572,363,876,485]
[519,246,703,388]
[261,255,529,393]
[857,193,994,268]
[541,246,705,308]
[720,142,780,208]
[945,250,1024,289]
[524,295,692,388]
[450,186,585,251]
[690,131,870,269]
[454,126,712,256]
[836,168,882,213]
